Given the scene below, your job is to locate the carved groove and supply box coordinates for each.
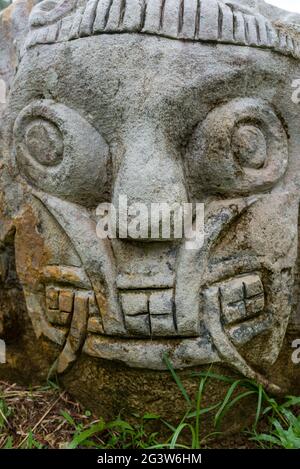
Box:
[218,3,223,40]
[178,0,184,34]
[194,0,200,38]
[159,0,166,31]
[119,0,126,26]
[255,17,260,45]
[104,0,114,28]
[244,15,249,44]
[140,0,147,30]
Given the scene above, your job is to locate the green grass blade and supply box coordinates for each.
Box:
[195,378,206,449]
[283,396,300,408]
[215,390,256,432]
[192,371,236,384]
[149,443,191,449]
[187,402,221,419]
[61,410,76,428]
[163,354,191,406]
[254,384,264,429]
[68,420,106,449]
[170,423,195,449]
[214,380,243,429]
[251,433,281,447]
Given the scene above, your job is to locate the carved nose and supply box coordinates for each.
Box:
[112,124,188,241]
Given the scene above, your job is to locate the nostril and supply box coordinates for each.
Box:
[109,196,190,242]
[116,198,151,241]
[111,127,188,241]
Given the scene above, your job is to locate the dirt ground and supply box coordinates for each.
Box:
[0,380,261,449]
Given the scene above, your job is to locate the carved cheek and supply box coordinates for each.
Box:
[186,98,289,196]
[13,99,110,206]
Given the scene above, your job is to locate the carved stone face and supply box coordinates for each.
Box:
[2,0,300,391]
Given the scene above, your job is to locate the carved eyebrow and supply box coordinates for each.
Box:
[26,0,300,62]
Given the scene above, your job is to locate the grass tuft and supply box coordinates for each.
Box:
[0,363,300,449]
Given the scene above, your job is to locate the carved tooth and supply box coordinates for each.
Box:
[47,310,71,326]
[149,290,173,316]
[121,292,148,316]
[87,316,104,334]
[57,291,89,374]
[59,290,74,313]
[46,287,59,310]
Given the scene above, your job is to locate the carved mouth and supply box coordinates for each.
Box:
[119,288,177,337]
[37,192,273,344]
[116,274,175,290]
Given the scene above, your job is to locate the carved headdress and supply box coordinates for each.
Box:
[26,0,300,59]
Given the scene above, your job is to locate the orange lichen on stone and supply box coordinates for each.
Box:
[1,3,16,24]
[14,205,51,290]
[96,292,107,320]
[42,266,90,289]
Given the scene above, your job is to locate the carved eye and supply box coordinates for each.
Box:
[232,125,267,170]
[186,98,288,195]
[13,100,110,206]
[24,119,63,167]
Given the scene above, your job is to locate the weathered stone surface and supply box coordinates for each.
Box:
[0,1,39,101]
[1,0,300,424]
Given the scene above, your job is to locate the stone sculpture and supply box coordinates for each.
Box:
[1,0,300,414]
